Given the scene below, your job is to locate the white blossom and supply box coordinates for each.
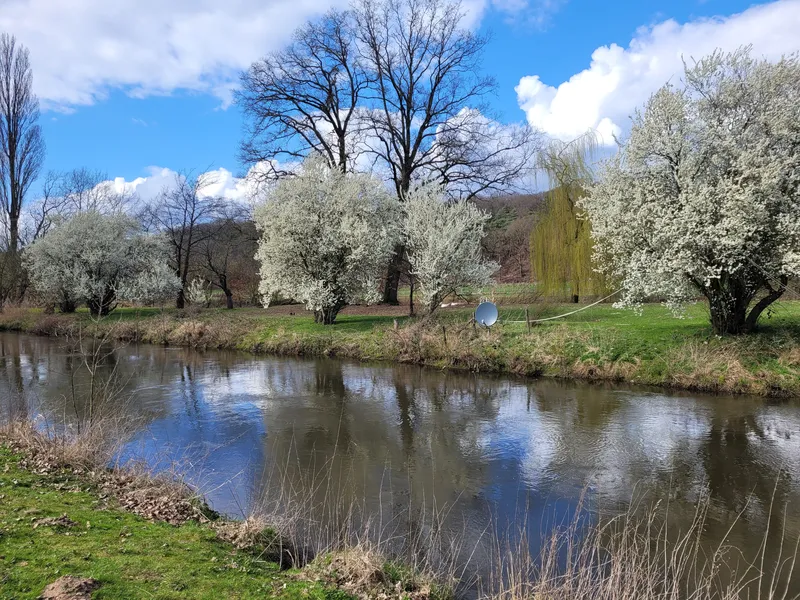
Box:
[25,211,180,315]
[403,183,498,314]
[583,47,800,334]
[254,156,400,324]
[186,276,214,308]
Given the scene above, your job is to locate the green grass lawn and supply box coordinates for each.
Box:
[0,447,351,600]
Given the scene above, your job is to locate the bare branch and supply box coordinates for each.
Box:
[236,9,370,180]
[0,33,45,253]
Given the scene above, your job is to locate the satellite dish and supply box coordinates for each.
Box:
[475,301,498,327]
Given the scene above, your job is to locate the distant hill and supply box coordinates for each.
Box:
[474,193,546,283]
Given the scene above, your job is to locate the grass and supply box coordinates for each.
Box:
[1,298,799,397]
[0,445,354,600]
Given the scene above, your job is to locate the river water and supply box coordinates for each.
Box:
[2,331,799,591]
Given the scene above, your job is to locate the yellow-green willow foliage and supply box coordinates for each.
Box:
[530,132,606,302]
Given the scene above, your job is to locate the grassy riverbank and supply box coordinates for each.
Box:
[1,300,799,397]
[0,447,339,599]
[0,422,446,600]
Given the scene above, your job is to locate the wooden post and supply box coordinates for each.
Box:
[525,306,531,333]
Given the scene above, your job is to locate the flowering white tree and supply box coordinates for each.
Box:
[404,183,498,314]
[254,156,400,324]
[584,47,800,335]
[186,276,214,308]
[25,211,180,316]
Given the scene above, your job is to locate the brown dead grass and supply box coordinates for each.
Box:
[780,347,800,368]
[663,341,787,396]
[0,420,213,526]
[39,575,100,600]
[303,548,442,600]
[212,515,293,565]
[487,492,799,600]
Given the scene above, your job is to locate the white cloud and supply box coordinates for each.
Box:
[1,0,347,110]
[516,0,800,145]
[1,0,556,112]
[110,164,269,206]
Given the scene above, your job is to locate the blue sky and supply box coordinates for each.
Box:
[3,0,799,199]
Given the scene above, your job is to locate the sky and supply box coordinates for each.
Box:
[3,0,800,201]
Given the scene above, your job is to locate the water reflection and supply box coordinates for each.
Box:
[1,332,800,586]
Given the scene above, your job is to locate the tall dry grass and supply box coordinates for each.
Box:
[237,432,470,599]
[222,427,800,600]
[486,491,799,600]
[0,329,216,525]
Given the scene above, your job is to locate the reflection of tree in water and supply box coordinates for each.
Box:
[702,413,782,508]
[699,411,800,583]
[0,335,28,419]
[0,332,171,428]
[533,380,624,431]
[249,361,508,565]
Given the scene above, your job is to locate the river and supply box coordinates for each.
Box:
[1,331,799,592]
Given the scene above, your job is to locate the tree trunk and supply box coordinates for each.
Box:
[382,246,404,305]
[427,293,443,316]
[701,271,789,335]
[59,298,77,314]
[744,276,787,333]
[314,303,345,325]
[224,290,234,310]
[709,306,747,335]
[9,216,19,254]
[87,288,116,317]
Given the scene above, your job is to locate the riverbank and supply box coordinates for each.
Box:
[0,422,445,600]
[2,421,797,600]
[0,301,799,397]
[0,451,317,598]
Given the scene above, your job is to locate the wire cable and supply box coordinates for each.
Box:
[504,289,622,324]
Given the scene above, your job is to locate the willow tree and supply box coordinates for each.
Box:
[530,133,604,303]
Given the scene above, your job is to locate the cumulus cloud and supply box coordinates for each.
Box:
[0,0,347,110]
[1,0,556,111]
[110,164,268,207]
[516,0,800,144]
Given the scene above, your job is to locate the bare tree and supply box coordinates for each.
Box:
[57,167,133,214]
[20,170,62,245]
[141,171,223,309]
[236,0,539,304]
[0,33,45,253]
[21,168,134,248]
[196,209,258,309]
[355,0,538,303]
[237,9,370,179]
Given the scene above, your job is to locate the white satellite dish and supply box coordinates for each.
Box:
[475,301,498,327]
